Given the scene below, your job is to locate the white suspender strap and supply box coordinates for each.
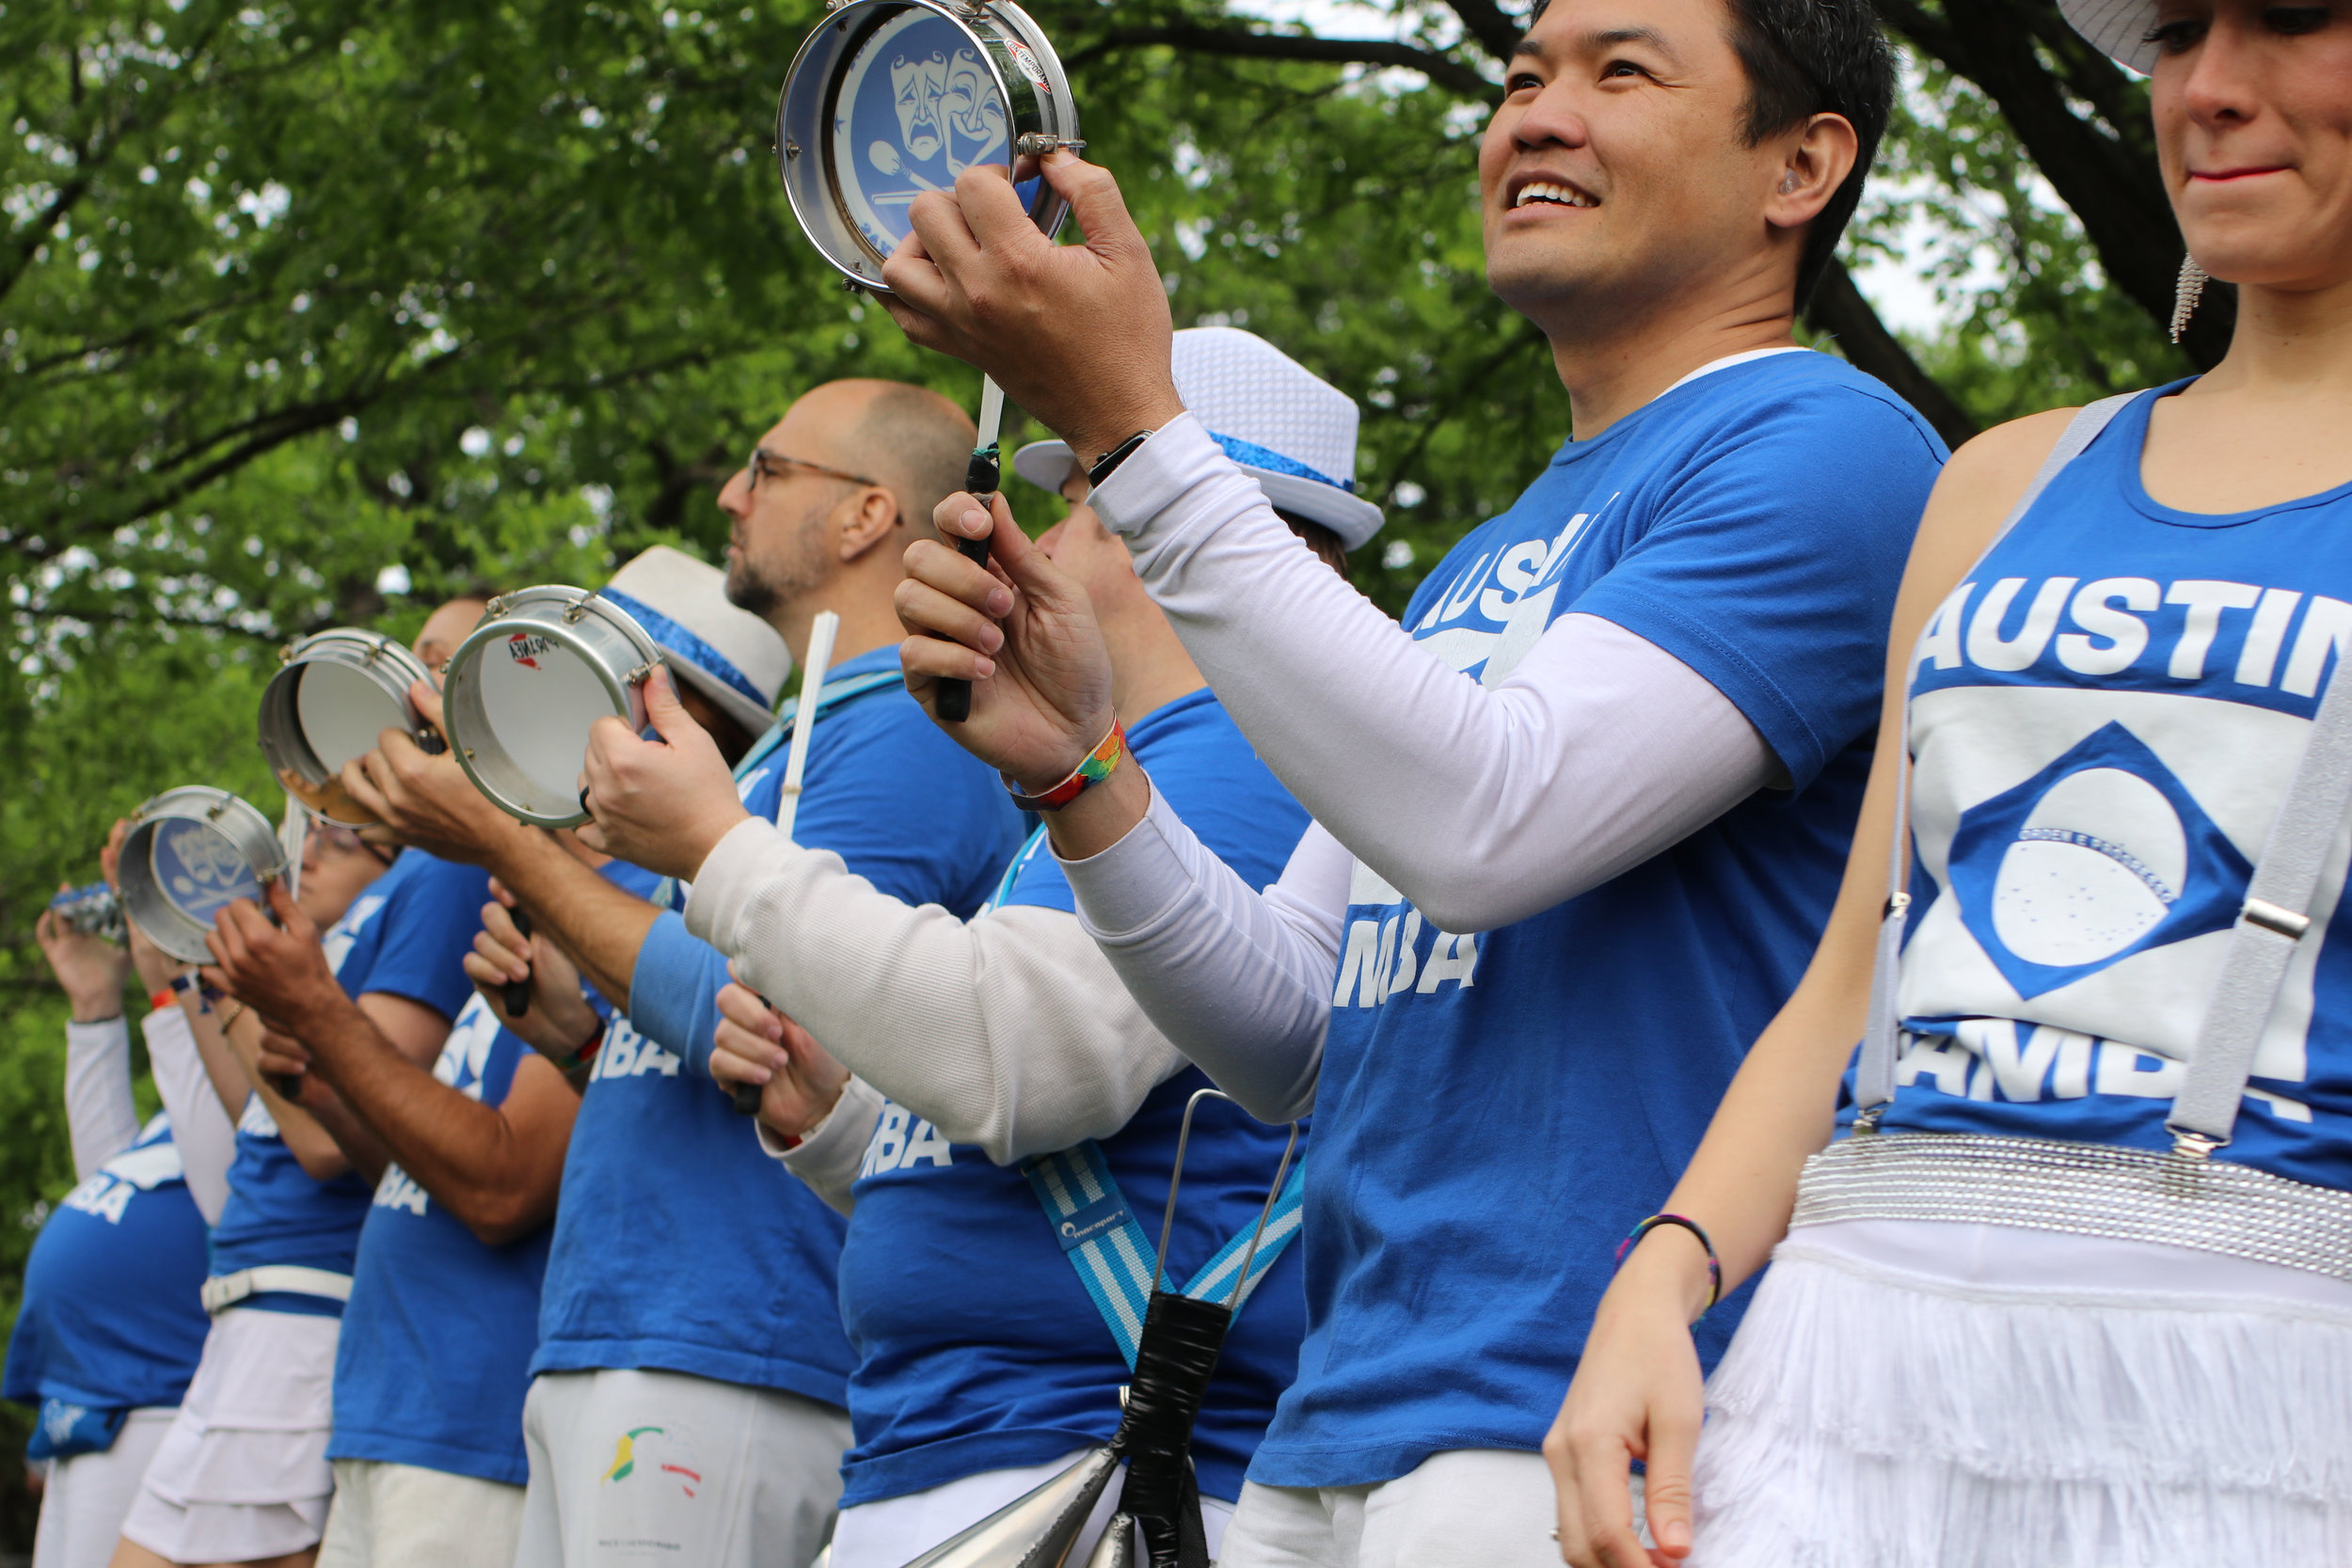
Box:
[2169,657,2352,1153]
[1854,395,2136,1121]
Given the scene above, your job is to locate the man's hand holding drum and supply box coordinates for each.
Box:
[572,666,753,882]
[342,678,531,867]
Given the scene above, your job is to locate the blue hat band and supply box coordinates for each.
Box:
[1208,432,1357,495]
[598,590,771,712]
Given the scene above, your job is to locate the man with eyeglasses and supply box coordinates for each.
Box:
[341,380,1025,1568]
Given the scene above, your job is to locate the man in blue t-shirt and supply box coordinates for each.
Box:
[345,380,1025,1568]
[117,598,491,1568]
[565,330,1372,1568]
[201,550,790,1568]
[874,0,1943,1561]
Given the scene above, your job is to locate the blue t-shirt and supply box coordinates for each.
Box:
[834,689,1312,1506]
[5,1114,211,1415]
[208,849,492,1314]
[1871,382,2352,1189]
[532,646,1025,1401]
[1250,351,1946,1489]
[328,994,551,1483]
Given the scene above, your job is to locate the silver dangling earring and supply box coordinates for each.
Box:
[2170,254,2207,345]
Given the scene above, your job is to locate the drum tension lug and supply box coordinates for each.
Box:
[784,139,801,161]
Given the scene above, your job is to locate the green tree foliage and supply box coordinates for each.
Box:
[2,0,2190,1539]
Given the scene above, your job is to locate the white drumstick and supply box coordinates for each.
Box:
[280,791,306,903]
[774,610,840,846]
[730,609,838,1115]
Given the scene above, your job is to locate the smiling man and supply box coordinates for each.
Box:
[867,0,1947,1560]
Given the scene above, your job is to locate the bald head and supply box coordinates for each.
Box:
[808,379,975,541]
[719,379,977,661]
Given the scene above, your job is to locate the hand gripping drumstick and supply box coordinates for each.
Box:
[935,377,1005,724]
[732,610,840,1114]
[505,907,534,1018]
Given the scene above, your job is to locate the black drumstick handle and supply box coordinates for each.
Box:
[731,990,780,1115]
[937,432,1003,724]
[506,908,532,1018]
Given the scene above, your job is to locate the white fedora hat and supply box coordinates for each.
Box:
[1013,326,1386,551]
[2057,0,2157,73]
[601,545,790,736]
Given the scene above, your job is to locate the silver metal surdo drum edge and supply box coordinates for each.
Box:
[442,586,665,830]
[119,787,290,965]
[777,0,1080,291]
[258,627,435,827]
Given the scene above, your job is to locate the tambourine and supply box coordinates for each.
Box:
[259,628,437,827]
[119,787,290,964]
[776,0,1081,291]
[441,587,664,828]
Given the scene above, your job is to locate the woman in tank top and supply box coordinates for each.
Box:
[1544,1,2352,1563]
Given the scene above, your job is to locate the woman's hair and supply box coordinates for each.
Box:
[1275,510,1354,583]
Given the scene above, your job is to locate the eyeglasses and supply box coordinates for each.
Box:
[747,448,877,493]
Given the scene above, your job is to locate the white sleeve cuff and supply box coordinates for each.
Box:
[1056,782,1197,940]
[1089,412,1226,541]
[765,1074,884,1218]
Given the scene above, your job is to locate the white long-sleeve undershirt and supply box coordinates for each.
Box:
[1065,414,1785,1122]
[60,1007,236,1222]
[63,1017,142,1182]
[684,818,1193,1166]
[143,1005,236,1224]
[1089,413,1778,935]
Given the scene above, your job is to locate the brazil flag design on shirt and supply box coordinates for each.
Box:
[1877,381,2352,1195]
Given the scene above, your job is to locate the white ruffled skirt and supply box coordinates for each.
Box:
[1690,1218,2352,1567]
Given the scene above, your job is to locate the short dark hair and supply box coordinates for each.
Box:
[1273,510,1354,582]
[1724,0,1893,305]
[841,383,977,540]
[1527,0,1893,307]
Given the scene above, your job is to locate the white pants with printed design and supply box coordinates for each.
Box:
[514,1367,850,1568]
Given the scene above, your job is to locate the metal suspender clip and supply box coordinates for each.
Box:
[2242,897,2312,941]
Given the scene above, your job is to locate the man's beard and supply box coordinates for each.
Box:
[724,551,781,619]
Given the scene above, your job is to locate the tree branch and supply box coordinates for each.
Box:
[1877,0,2229,367]
[1439,0,1526,63]
[1804,258,1980,449]
[1081,26,1499,102]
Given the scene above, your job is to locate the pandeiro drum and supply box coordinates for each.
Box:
[119,787,290,964]
[441,586,665,829]
[259,628,437,827]
[776,0,1080,292]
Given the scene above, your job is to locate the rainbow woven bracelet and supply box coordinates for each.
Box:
[1006,721,1127,811]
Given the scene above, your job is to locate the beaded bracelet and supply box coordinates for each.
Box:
[1004,721,1127,812]
[1615,1212,1723,1312]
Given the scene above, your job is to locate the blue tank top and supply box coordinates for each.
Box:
[4,1114,211,1414]
[1879,381,2352,1192]
[209,849,491,1310]
[328,994,550,1483]
[832,689,1312,1508]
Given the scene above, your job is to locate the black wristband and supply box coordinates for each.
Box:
[1087,430,1153,488]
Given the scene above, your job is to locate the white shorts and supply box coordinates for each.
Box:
[119,1307,340,1563]
[514,1368,850,1568]
[316,1458,527,1568]
[823,1450,1236,1568]
[30,1406,177,1568]
[1218,1449,1564,1568]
